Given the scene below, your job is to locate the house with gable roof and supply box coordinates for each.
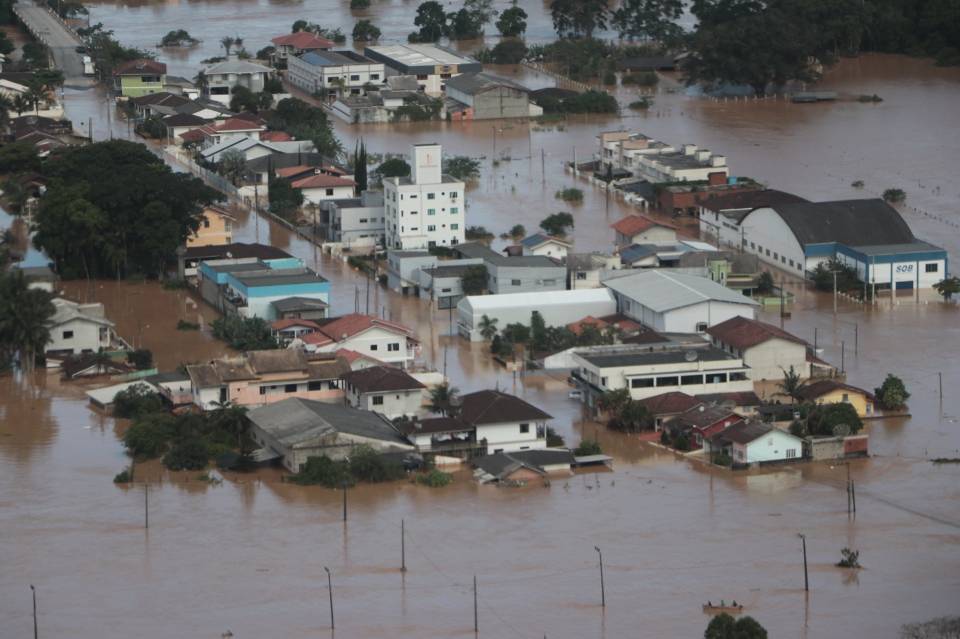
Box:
[300,313,420,368]
[705,315,813,380]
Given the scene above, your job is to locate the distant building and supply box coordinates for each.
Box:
[270,31,334,68]
[113,59,167,98]
[516,233,571,259]
[567,252,622,290]
[270,318,322,346]
[596,132,728,185]
[290,172,357,205]
[344,365,426,420]
[299,313,420,369]
[271,297,330,321]
[287,50,385,97]
[246,397,413,473]
[444,72,542,120]
[187,205,235,247]
[364,44,481,96]
[602,270,758,333]
[738,198,947,290]
[458,289,617,342]
[454,242,566,295]
[179,242,292,279]
[611,215,678,248]
[795,380,876,417]
[383,144,465,250]
[705,315,811,380]
[472,449,574,483]
[706,421,805,467]
[572,343,752,407]
[661,405,744,448]
[633,391,703,428]
[697,189,808,249]
[202,56,274,105]
[186,349,349,410]
[317,191,385,248]
[46,298,117,360]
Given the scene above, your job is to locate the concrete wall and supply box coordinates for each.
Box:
[313,327,415,367]
[488,264,566,294]
[740,208,807,275]
[348,388,423,420]
[738,429,803,464]
[477,421,547,454]
[384,173,465,250]
[738,339,809,381]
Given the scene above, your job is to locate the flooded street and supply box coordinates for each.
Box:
[3,1,960,636]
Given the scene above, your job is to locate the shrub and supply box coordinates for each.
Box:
[162,278,188,289]
[444,156,481,180]
[628,98,652,110]
[837,547,861,568]
[622,71,658,86]
[883,188,906,203]
[415,468,453,487]
[602,70,617,85]
[806,402,863,437]
[211,315,278,350]
[712,451,733,467]
[488,39,528,64]
[574,439,602,456]
[127,349,153,370]
[546,427,565,447]
[555,188,583,203]
[123,413,177,458]
[113,468,132,483]
[177,320,200,331]
[348,445,406,483]
[113,383,164,419]
[290,455,352,487]
[163,438,209,471]
[875,374,910,410]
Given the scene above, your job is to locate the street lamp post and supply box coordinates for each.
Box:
[30,585,38,639]
[594,546,605,608]
[323,566,334,630]
[797,533,809,592]
[342,480,348,522]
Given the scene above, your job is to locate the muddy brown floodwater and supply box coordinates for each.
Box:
[4,1,960,636]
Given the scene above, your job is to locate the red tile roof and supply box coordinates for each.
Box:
[795,380,875,402]
[276,165,316,179]
[334,348,384,365]
[179,128,207,142]
[706,316,807,350]
[271,32,335,50]
[635,392,702,416]
[610,214,676,237]
[271,318,322,331]
[113,58,167,76]
[214,117,266,132]
[566,315,610,336]
[260,130,292,142]
[291,174,357,190]
[309,314,416,344]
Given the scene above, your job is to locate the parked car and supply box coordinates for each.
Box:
[568,389,583,400]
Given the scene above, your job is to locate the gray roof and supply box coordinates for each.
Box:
[619,244,661,263]
[454,242,561,268]
[205,261,268,274]
[700,189,808,216]
[760,199,915,247]
[847,240,945,256]
[234,269,328,286]
[422,264,475,278]
[50,299,114,328]
[577,345,739,368]
[272,296,329,312]
[566,253,613,271]
[301,50,375,66]
[473,449,573,480]
[205,58,273,75]
[519,233,569,249]
[444,72,529,95]
[603,270,759,312]
[248,398,412,449]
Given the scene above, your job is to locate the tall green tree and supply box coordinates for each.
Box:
[478,314,499,341]
[412,1,447,42]
[875,374,909,410]
[530,310,547,352]
[219,149,247,186]
[612,0,684,43]
[539,212,575,237]
[353,140,368,193]
[428,382,460,416]
[776,365,809,402]
[0,270,56,371]
[550,0,610,38]
[496,5,528,37]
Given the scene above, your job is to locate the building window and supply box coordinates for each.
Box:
[789,259,795,268]
[372,395,384,405]
[696,322,708,332]
[451,224,459,230]
[325,188,334,196]
[427,193,435,200]
[62,330,74,339]
[681,374,704,386]
[750,242,755,249]
[284,384,298,393]
[427,208,436,215]
[307,381,323,391]
[631,378,655,388]
[370,344,378,351]
[842,393,849,402]
[926,263,939,273]
[388,343,400,351]
[450,207,459,214]
[428,225,436,231]
[729,372,748,381]
[350,74,360,81]
[450,192,458,200]
[370,73,379,80]
[416,74,428,80]
[705,373,727,384]
[259,386,267,395]
[656,376,679,387]
[786,448,797,459]
[519,423,529,434]
[576,272,587,280]
[542,279,556,286]
[600,377,608,386]
[511,279,521,286]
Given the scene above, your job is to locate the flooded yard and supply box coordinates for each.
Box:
[3,2,960,636]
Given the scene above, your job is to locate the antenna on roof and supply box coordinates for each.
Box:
[684,350,698,362]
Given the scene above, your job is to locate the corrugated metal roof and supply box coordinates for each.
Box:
[460,288,615,313]
[602,270,759,313]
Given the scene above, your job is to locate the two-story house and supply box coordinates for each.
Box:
[300,313,420,369]
[705,315,813,381]
[202,56,274,106]
[187,204,235,247]
[270,31,334,68]
[344,365,426,420]
[287,50,385,98]
[45,298,117,362]
[113,59,167,98]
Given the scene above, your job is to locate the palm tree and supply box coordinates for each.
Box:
[11,94,30,116]
[194,70,209,95]
[24,84,46,115]
[219,149,247,186]
[776,366,808,403]
[233,35,244,51]
[428,382,460,417]
[478,314,498,341]
[220,36,235,55]
[0,271,56,372]
[210,401,250,453]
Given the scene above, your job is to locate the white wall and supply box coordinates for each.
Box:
[741,339,809,380]
[301,184,357,205]
[384,178,465,250]
[476,421,547,454]
[47,318,109,354]
[739,208,807,275]
[618,297,756,334]
[349,388,423,419]
[524,242,569,259]
[739,429,803,464]
[313,326,415,367]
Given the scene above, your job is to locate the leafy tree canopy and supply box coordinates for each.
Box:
[497,6,528,37]
[551,0,610,38]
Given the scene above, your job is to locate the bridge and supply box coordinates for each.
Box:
[12,0,88,81]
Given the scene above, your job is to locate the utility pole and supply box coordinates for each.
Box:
[798,533,809,592]
[473,575,478,634]
[594,546,605,608]
[144,483,149,529]
[846,464,852,514]
[841,341,845,374]
[30,585,37,639]
[832,270,838,314]
[938,372,943,403]
[253,183,260,244]
[813,327,818,351]
[342,481,348,522]
[324,566,334,630]
[401,519,406,572]
[851,481,856,514]
[541,148,545,185]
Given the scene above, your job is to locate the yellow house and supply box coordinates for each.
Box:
[797,380,875,417]
[188,205,235,247]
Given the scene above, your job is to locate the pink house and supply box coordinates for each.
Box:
[186,349,350,410]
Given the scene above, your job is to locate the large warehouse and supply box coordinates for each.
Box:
[457,289,616,341]
[738,199,947,290]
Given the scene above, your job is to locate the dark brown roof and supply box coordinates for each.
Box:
[712,421,773,445]
[247,349,307,374]
[695,391,762,407]
[458,390,551,425]
[795,380,875,402]
[706,316,807,350]
[114,58,167,76]
[665,405,740,430]
[402,417,472,435]
[636,392,701,416]
[700,189,807,214]
[182,242,292,261]
[345,365,425,393]
[306,356,350,380]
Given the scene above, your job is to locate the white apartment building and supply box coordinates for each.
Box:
[319,191,385,248]
[287,50,385,98]
[383,143,465,250]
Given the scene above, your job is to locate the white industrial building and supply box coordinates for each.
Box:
[383,143,465,250]
[286,50,385,97]
[457,289,616,342]
[571,343,753,407]
[602,270,758,334]
[697,189,808,249]
[363,44,481,96]
[738,199,947,290]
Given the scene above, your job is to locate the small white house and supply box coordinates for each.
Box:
[705,315,812,380]
[344,365,426,420]
[708,421,804,466]
[46,298,117,358]
[518,233,571,259]
[291,173,357,205]
[611,214,677,248]
[602,270,758,334]
[202,56,274,106]
[301,313,420,369]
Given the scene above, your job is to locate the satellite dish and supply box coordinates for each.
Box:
[684,350,698,362]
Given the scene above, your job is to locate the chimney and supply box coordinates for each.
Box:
[695,150,711,162]
[710,155,727,167]
[682,144,697,156]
